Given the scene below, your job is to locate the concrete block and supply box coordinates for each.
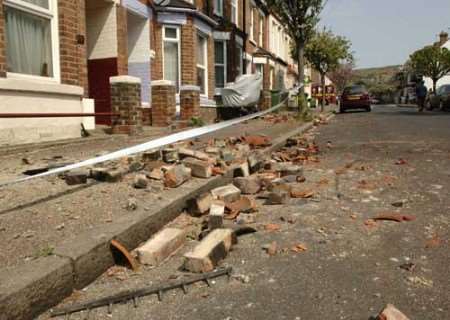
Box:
[233,176,261,194]
[182,157,212,178]
[164,165,191,188]
[220,149,235,162]
[211,184,241,203]
[188,192,213,216]
[136,228,187,266]
[0,256,74,320]
[273,163,303,177]
[209,201,225,230]
[178,148,211,162]
[184,228,235,273]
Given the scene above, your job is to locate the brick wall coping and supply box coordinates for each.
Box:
[110,76,141,84]
[151,80,175,87]
[180,85,200,92]
[0,78,83,96]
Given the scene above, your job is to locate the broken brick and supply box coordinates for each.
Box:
[91,167,125,183]
[184,228,236,273]
[209,201,225,230]
[162,148,179,163]
[188,192,213,216]
[182,157,212,178]
[136,228,186,266]
[266,190,290,205]
[164,165,191,188]
[232,161,250,177]
[211,184,241,203]
[64,170,88,185]
[133,174,148,189]
[243,135,271,147]
[225,196,257,213]
[233,177,261,194]
[377,304,410,320]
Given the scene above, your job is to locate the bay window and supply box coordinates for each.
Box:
[196,33,208,95]
[163,26,181,92]
[214,40,226,88]
[4,0,59,79]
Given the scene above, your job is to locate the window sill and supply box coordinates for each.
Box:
[0,77,83,96]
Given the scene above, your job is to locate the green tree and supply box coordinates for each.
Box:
[267,0,324,112]
[410,45,450,92]
[304,29,353,111]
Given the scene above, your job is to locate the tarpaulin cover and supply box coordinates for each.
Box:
[221,73,263,107]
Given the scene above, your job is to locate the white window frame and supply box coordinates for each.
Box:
[196,32,208,96]
[162,25,181,93]
[213,0,223,17]
[214,40,227,89]
[258,15,263,46]
[249,7,254,42]
[236,43,243,76]
[231,0,238,25]
[4,0,60,82]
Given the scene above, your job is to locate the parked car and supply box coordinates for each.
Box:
[426,84,450,110]
[340,85,371,112]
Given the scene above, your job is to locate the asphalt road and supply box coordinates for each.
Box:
[46,105,450,320]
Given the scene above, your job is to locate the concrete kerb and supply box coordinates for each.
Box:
[0,113,334,320]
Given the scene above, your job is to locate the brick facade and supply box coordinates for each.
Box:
[116,4,128,76]
[181,17,197,85]
[58,0,88,94]
[110,76,143,135]
[151,21,163,80]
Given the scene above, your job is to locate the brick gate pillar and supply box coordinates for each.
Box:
[180,85,200,121]
[110,76,143,135]
[151,80,176,127]
[260,90,272,110]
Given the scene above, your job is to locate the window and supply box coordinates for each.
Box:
[163,26,181,92]
[235,43,243,76]
[249,7,254,41]
[256,63,264,89]
[259,15,264,46]
[231,0,238,25]
[214,40,226,88]
[196,33,208,95]
[4,0,59,79]
[214,0,223,16]
[235,43,244,76]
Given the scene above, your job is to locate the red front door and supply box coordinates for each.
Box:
[87,58,118,125]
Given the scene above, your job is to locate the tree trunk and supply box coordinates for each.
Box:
[321,73,326,112]
[297,44,306,112]
[432,79,437,93]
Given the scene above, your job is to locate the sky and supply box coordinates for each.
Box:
[320,0,450,69]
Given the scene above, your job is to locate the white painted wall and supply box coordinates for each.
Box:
[86,5,118,60]
[0,79,83,145]
[127,14,150,63]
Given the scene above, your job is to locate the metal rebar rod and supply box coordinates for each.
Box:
[50,267,232,317]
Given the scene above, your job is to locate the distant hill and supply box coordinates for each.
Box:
[352,65,402,84]
[351,65,403,103]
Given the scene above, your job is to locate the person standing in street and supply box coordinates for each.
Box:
[416,80,428,112]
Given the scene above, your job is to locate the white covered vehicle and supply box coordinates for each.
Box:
[220,73,263,107]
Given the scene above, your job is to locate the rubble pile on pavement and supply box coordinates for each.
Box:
[123,131,326,273]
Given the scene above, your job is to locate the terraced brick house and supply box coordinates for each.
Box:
[0,0,300,146]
